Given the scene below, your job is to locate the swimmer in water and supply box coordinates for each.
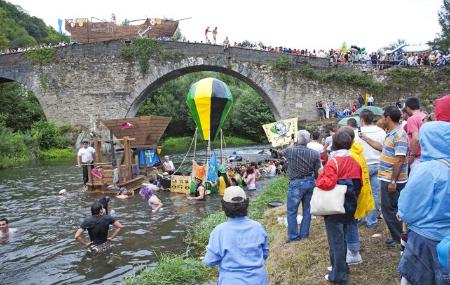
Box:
[74,202,122,253]
[188,176,206,201]
[139,181,163,213]
[0,218,17,238]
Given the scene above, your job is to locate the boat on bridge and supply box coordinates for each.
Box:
[65,17,179,44]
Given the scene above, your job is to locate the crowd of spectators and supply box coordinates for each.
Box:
[0,42,70,55]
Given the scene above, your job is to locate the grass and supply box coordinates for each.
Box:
[0,155,29,169]
[39,147,74,160]
[161,136,256,155]
[263,206,401,285]
[122,254,216,285]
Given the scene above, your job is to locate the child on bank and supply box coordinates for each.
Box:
[204,186,269,284]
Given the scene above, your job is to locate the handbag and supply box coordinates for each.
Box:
[310,158,347,216]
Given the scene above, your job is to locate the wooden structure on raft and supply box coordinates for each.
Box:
[85,115,172,194]
[65,18,179,44]
[86,137,145,195]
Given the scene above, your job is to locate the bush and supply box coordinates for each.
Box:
[31,120,70,150]
[39,147,74,160]
[122,255,215,285]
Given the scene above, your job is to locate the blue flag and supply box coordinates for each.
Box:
[207,152,219,182]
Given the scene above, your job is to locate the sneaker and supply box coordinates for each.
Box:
[285,238,301,244]
[325,274,330,281]
[327,266,332,272]
[385,239,399,248]
[346,251,363,265]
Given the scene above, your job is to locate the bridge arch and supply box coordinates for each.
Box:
[126,64,282,120]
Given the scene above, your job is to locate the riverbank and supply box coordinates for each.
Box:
[160,136,257,154]
[123,176,400,284]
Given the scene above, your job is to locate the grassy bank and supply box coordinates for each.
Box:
[160,136,257,155]
[39,147,74,161]
[123,177,288,285]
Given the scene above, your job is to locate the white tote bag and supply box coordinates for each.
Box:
[310,158,347,216]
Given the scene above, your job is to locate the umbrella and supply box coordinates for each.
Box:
[338,116,361,127]
[186,78,233,141]
[353,106,383,116]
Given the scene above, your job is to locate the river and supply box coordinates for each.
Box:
[0,145,272,285]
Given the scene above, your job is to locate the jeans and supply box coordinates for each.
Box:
[82,164,91,185]
[398,230,450,285]
[287,177,315,240]
[380,180,405,242]
[365,164,380,226]
[325,217,349,284]
[346,219,360,252]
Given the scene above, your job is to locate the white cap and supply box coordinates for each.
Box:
[223,186,247,203]
[59,189,67,195]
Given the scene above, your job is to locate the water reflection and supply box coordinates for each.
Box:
[0,145,272,284]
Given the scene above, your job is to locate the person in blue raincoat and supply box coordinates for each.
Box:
[397,121,450,285]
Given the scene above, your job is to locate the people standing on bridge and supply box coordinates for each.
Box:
[223,36,230,51]
[212,27,218,44]
[204,27,211,43]
[74,202,122,253]
[368,95,374,106]
[77,141,95,185]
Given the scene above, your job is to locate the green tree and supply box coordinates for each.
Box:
[429,0,450,51]
[0,82,45,132]
[230,90,274,142]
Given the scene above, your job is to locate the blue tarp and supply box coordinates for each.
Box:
[138,148,159,166]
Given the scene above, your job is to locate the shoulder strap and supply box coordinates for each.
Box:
[437,159,450,167]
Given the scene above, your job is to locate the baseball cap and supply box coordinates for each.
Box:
[223,186,247,203]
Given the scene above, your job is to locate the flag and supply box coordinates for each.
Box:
[207,152,219,182]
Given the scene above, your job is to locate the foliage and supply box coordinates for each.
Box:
[0,82,45,132]
[39,147,73,160]
[31,120,70,150]
[429,0,450,51]
[24,48,56,65]
[271,55,292,71]
[292,64,385,94]
[121,38,162,75]
[138,71,275,141]
[160,136,255,155]
[231,90,275,142]
[122,254,215,285]
[0,0,68,49]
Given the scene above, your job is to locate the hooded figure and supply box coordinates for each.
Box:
[435,94,450,122]
[398,121,450,285]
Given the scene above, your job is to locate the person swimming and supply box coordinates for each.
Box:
[139,182,163,213]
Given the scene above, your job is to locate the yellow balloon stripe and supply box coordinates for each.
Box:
[194,78,213,140]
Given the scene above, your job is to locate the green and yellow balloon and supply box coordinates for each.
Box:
[186,78,233,141]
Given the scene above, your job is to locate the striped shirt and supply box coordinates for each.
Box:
[378,126,409,183]
[283,145,321,180]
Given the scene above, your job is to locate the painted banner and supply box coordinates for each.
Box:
[262,118,298,147]
[170,175,191,194]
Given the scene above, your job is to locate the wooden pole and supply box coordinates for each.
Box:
[94,137,102,163]
[123,136,132,180]
[220,129,223,167]
[110,129,116,166]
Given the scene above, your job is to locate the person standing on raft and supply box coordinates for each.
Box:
[77,140,95,185]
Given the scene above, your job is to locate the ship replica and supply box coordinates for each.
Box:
[65,17,179,43]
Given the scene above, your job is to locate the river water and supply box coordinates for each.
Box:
[0,145,272,285]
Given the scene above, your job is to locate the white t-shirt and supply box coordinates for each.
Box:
[368,96,374,103]
[356,125,386,165]
[307,141,324,154]
[163,161,175,171]
[77,146,95,163]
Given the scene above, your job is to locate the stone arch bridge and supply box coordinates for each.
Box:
[0,41,365,129]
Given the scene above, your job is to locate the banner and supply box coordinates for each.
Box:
[170,175,191,194]
[207,152,219,182]
[262,118,298,147]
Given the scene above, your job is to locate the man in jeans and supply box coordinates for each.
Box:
[283,130,321,242]
[362,106,408,247]
[358,110,386,228]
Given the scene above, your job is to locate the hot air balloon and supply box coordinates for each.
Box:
[186,78,233,141]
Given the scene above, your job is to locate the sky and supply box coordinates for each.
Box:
[8,0,444,52]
